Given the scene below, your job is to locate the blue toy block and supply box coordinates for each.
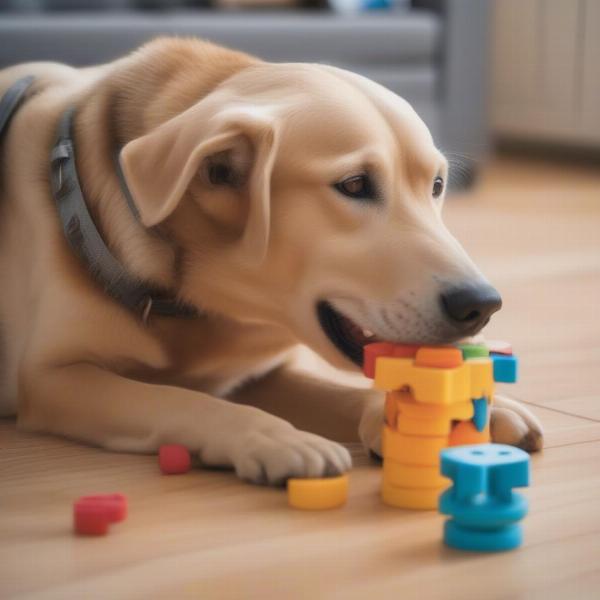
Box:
[441,444,530,501]
[439,444,530,552]
[439,487,528,528]
[472,397,488,432]
[444,520,523,552]
[491,354,518,383]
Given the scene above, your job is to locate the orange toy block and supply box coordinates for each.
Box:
[381,483,443,510]
[383,459,450,489]
[382,426,448,466]
[374,357,471,404]
[448,420,491,446]
[415,346,463,369]
[390,391,474,421]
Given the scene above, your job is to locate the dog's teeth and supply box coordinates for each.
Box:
[362,329,375,338]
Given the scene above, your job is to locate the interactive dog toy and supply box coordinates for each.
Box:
[363,341,519,510]
[439,444,530,552]
[159,444,192,475]
[287,475,349,510]
[73,493,128,536]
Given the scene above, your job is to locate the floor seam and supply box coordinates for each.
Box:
[517,399,600,423]
[543,437,600,450]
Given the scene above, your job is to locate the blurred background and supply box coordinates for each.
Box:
[1,6,599,595]
[1,0,599,175]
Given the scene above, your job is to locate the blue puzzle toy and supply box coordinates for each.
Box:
[491,354,518,383]
[471,397,488,432]
[439,444,530,552]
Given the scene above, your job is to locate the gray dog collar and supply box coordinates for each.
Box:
[50,108,198,321]
[0,76,197,322]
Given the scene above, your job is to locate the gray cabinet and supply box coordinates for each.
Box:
[491,0,600,149]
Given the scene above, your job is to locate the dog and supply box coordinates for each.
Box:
[0,38,543,485]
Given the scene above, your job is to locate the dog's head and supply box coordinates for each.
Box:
[120,62,501,370]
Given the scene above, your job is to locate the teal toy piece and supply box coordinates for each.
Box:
[439,444,530,552]
[491,354,518,383]
[444,520,523,553]
[472,397,488,432]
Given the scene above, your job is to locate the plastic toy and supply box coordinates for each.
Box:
[491,354,519,383]
[364,341,518,510]
[287,475,349,510]
[458,343,490,359]
[159,444,191,474]
[73,493,128,536]
[439,444,530,552]
[448,420,490,446]
[471,397,488,432]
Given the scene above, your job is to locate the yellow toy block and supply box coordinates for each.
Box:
[383,459,450,489]
[381,483,443,509]
[287,475,349,510]
[382,426,448,466]
[396,413,453,436]
[387,393,458,434]
[374,357,471,405]
[467,358,495,400]
[384,393,399,429]
[390,391,474,421]
[374,357,413,391]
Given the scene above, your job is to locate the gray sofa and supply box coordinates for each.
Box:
[0,1,490,184]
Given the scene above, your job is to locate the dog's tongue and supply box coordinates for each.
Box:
[338,312,378,347]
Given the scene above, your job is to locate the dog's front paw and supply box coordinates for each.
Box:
[491,394,544,452]
[359,399,384,459]
[231,426,352,486]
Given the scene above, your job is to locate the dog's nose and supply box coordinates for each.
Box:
[441,283,502,331]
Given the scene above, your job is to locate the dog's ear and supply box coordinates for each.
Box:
[119,106,278,264]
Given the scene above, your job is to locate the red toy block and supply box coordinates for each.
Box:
[159,444,191,474]
[363,342,395,378]
[74,502,110,536]
[391,344,421,358]
[363,343,420,378]
[73,493,128,536]
[77,493,128,522]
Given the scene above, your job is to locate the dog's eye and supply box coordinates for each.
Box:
[432,176,445,198]
[208,163,235,186]
[334,174,374,200]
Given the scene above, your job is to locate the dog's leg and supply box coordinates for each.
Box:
[228,365,383,444]
[490,394,544,452]
[357,393,544,458]
[19,363,351,485]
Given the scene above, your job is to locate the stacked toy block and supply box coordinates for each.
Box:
[363,341,517,510]
[440,444,530,551]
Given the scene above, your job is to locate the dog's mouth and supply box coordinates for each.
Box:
[316,301,381,367]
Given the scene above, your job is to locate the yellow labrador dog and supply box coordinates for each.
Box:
[0,38,542,485]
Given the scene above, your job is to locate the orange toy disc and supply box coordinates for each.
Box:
[448,420,490,446]
[415,346,464,369]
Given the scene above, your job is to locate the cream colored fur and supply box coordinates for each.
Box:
[0,39,542,485]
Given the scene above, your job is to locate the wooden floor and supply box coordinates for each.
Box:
[2,157,600,599]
